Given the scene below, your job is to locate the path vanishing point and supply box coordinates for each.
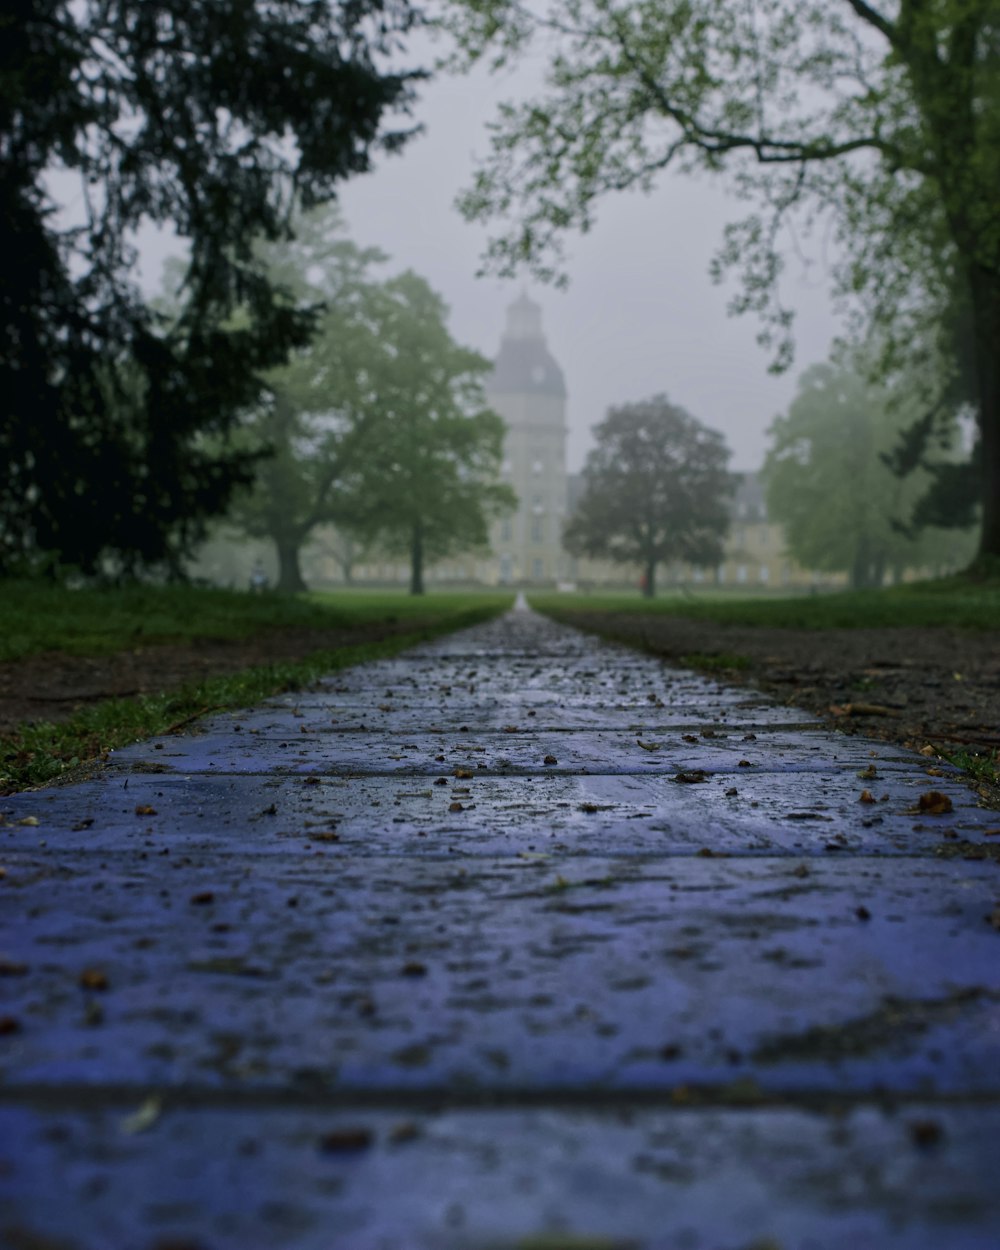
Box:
[2,599,999,1249]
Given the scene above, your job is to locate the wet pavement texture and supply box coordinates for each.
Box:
[2,603,999,1249]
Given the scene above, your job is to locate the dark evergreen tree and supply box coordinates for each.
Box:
[0,0,420,576]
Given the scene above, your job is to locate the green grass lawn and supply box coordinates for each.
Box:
[529,576,1000,631]
[0,584,513,794]
[0,581,514,662]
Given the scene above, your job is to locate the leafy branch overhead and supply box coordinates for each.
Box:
[447,0,1000,563]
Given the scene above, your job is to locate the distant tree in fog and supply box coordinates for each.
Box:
[763,361,976,588]
[225,210,394,592]
[0,1,420,578]
[565,397,733,598]
[343,272,517,595]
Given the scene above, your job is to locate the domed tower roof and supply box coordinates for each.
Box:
[488,294,566,398]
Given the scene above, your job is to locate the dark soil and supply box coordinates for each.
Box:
[0,622,426,732]
[549,611,1000,784]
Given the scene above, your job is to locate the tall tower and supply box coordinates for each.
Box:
[486,294,569,584]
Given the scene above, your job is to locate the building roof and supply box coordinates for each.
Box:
[731,471,768,522]
[487,294,567,398]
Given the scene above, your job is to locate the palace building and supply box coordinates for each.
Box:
[486,294,571,585]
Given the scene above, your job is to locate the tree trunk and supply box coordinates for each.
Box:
[970,267,1000,563]
[643,555,656,599]
[275,537,307,593]
[850,533,871,590]
[410,521,424,595]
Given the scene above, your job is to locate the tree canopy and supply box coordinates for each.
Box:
[343,272,517,594]
[564,396,733,597]
[222,210,394,591]
[448,0,1000,563]
[762,361,975,588]
[0,0,420,577]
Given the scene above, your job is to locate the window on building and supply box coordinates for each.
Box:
[499,553,513,583]
[532,458,544,475]
[500,518,512,542]
[531,518,544,543]
[758,565,770,584]
[532,494,543,514]
[737,564,748,584]
[532,558,543,580]
[500,459,512,477]
[717,565,726,584]
[692,567,705,583]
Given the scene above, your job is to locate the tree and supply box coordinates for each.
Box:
[222,211,394,592]
[762,361,975,587]
[344,272,517,594]
[447,1,1000,564]
[0,0,420,576]
[564,396,733,598]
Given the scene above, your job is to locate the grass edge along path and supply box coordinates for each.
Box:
[530,581,1000,799]
[530,575,1000,632]
[0,603,505,796]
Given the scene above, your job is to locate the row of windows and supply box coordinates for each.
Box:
[500,519,546,543]
[500,458,555,477]
[499,555,546,581]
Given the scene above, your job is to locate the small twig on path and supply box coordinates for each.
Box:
[164,706,224,735]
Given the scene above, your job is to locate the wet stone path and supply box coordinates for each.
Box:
[2,603,999,1249]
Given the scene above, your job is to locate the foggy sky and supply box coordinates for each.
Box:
[131,54,844,475]
[335,58,843,474]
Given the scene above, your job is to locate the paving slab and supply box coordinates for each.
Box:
[1,602,999,1249]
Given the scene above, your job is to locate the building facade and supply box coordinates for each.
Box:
[486,295,571,585]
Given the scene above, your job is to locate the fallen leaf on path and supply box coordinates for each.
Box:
[636,739,661,752]
[121,1095,162,1135]
[401,961,427,977]
[189,891,215,905]
[319,1128,373,1153]
[543,754,558,765]
[858,764,879,780]
[673,770,709,784]
[0,958,27,976]
[859,789,877,804]
[909,1120,944,1149]
[830,702,899,718]
[17,816,39,827]
[0,1016,21,1034]
[453,767,473,779]
[914,791,954,815]
[79,967,108,991]
[448,802,464,812]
